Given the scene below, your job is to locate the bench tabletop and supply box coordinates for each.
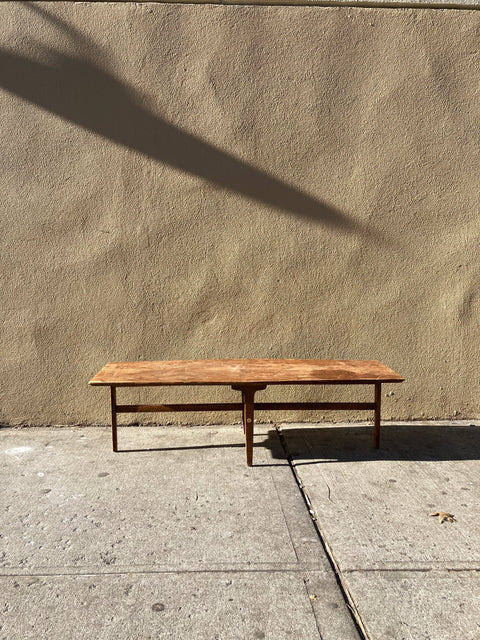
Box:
[89,359,404,386]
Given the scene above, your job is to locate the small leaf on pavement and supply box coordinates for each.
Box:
[429,511,456,524]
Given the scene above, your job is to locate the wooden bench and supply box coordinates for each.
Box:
[89,359,404,466]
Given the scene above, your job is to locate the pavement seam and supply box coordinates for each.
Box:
[275,424,372,640]
[343,567,480,573]
[0,567,328,577]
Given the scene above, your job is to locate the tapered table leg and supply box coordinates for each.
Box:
[243,388,255,466]
[374,382,381,448]
[110,386,118,452]
[241,390,246,434]
[232,384,266,466]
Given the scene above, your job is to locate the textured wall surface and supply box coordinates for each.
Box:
[1,2,479,425]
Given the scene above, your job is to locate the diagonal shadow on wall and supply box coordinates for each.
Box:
[0,4,369,235]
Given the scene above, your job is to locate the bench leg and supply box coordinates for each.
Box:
[243,388,255,466]
[241,390,246,434]
[232,384,266,466]
[374,382,381,448]
[110,386,118,452]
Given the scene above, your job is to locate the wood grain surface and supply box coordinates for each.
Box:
[89,359,404,387]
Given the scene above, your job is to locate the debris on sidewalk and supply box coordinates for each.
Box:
[429,511,456,524]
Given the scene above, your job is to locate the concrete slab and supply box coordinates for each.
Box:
[277,421,480,639]
[0,425,360,640]
[344,571,480,640]
[277,422,480,570]
[0,572,320,640]
[1,426,301,570]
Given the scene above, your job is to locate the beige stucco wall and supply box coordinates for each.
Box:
[1,2,479,425]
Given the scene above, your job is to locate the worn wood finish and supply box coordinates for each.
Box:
[90,359,404,465]
[89,359,404,387]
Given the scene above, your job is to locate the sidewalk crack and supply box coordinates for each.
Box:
[275,424,371,640]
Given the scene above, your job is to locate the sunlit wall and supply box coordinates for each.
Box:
[1,2,479,424]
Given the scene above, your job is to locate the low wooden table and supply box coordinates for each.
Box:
[89,359,404,465]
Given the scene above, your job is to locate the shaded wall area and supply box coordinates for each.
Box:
[1,2,479,425]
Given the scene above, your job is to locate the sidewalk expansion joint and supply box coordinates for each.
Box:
[344,567,480,573]
[0,566,328,578]
[275,424,372,640]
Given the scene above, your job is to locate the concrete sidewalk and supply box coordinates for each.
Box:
[278,420,480,640]
[0,424,358,640]
[1,421,480,639]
